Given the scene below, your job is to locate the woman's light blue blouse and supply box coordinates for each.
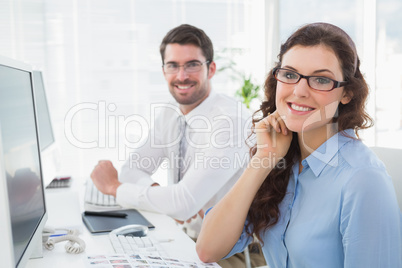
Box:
[224,130,402,267]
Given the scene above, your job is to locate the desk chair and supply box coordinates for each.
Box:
[370,146,402,211]
[244,236,268,268]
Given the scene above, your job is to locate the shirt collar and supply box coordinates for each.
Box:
[184,90,216,119]
[178,91,216,129]
[304,129,355,177]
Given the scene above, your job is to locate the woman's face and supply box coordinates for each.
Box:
[275,44,351,137]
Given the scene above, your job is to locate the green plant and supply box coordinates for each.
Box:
[235,75,260,109]
[215,48,261,109]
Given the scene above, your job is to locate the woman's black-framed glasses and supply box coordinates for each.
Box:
[163,61,209,74]
[272,67,348,91]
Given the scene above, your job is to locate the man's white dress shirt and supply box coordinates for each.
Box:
[116,91,251,236]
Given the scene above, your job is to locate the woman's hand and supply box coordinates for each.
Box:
[197,111,292,263]
[254,111,293,162]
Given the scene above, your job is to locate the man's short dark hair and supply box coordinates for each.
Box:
[159,24,213,65]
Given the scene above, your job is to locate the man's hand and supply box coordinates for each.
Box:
[174,209,205,225]
[90,160,121,197]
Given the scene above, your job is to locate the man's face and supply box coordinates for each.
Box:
[162,43,216,114]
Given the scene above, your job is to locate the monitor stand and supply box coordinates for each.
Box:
[30,237,44,259]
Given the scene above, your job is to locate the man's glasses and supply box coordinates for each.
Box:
[272,67,348,91]
[163,61,209,74]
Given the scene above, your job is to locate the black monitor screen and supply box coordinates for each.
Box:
[0,65,46,265]
[32,71,54,151]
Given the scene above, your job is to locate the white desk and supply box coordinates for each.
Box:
[26,179,201,268]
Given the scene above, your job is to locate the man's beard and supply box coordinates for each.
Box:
[169,79,208,105]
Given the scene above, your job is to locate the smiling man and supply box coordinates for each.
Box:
[161,36,214,115]
[90,24,251,242]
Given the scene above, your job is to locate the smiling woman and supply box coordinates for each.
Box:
[196,22,401,268]
[278,0,402,150]
[274,44,352,140]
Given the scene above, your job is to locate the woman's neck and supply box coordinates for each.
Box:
[297,125,338,160]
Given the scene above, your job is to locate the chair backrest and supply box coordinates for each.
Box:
[370,147,402,211]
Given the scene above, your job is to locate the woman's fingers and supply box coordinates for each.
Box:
[267,113,280,133]
[254,111,292,159]
[275,113,288,135]
[264,112,288,135]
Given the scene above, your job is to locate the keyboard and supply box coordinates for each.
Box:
[84,179,122,211]
[109,233,168,256]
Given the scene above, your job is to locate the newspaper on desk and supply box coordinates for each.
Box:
[84,253,221,268]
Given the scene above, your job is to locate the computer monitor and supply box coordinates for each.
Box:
[32,70,61,187]
[33,71,55,151]
[0,56,48,268]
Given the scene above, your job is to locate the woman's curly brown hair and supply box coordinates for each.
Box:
[246,23,373,243]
